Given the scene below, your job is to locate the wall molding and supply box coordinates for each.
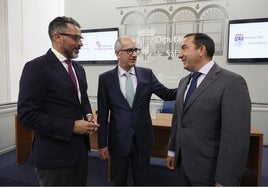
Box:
[252,103,268,112]
[0,103,17,114]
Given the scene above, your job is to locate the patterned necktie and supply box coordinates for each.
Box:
[125,72,134,107]
[184,72,202,107]
[65,59,78,90]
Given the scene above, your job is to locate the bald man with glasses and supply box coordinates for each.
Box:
[97,36,177,186]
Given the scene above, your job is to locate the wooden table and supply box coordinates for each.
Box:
[15,113,263,185]
[150,113,263,186]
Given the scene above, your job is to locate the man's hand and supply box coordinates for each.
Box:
[73,119,99,135]
[166,155,175,170]
[99,147,110,160]
[86,114,95,122]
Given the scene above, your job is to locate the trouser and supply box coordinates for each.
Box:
[35,149,88,186]
[111,139,151,186]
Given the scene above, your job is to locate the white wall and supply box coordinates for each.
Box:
[7,0,64,102]
[0,0,10,104]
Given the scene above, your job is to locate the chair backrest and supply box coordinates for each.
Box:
[161,100,175,113]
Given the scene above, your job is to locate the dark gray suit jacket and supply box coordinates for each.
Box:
[97,66,177,156]
[17,49,92,169]
[168,63,251,185]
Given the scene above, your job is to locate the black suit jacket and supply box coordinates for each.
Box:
[97,66,177,156]
[17,49,92,169]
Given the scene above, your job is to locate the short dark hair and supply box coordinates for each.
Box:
[48,16,81,41]
[184,33,215,58]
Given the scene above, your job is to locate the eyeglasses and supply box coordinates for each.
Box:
[58,33,83,42]
[119,48,141,55]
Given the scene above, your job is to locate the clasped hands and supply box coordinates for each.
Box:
[73,115,99,135]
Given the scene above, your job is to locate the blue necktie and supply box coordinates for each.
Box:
[184,72,202,107]
[125,72,134,107]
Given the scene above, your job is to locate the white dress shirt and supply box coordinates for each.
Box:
[118,66,137,98]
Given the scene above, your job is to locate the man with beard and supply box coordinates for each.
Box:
[18,16,99,186]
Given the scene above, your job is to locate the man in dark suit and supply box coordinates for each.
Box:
[17,16,99,186]
[97,36,177,185]
[166,33,251,186]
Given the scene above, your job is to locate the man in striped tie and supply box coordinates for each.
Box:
[18,16,99,186]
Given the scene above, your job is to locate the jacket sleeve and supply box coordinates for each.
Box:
[97,75,109,148]
[17,60,74,141]
[151,70,177,101]
[215,75,251,185]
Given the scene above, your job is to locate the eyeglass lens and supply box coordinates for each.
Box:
[121,48,140,54]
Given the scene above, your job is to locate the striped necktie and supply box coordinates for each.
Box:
[65,59,78,90]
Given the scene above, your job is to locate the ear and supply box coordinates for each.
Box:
[199,45,207,56]
[53,33,61,43]
[115,50,120,59]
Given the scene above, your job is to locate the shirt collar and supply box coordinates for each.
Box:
[118,66,136,77]
[198,60,215,75]
[51,47,68,62]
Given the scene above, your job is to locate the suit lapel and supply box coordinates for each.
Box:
[178,75,190,111]
[112,67,130,107]
[46,50,73,89]
[184,64,220,110]
[133,67,147,108]
[46,50,80,104]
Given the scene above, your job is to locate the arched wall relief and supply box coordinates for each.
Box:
[118,1,229,62]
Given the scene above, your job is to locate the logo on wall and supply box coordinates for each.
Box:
[95,41,113,51]
[234,34,244,47]
[96,41,102,48]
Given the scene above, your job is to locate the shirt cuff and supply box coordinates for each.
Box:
[168,150,175,157]
[86,113,93,119]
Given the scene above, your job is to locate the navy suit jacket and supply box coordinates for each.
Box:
[17,49,92,169]
[97,66,177,156]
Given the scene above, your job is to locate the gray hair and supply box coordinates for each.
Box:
[48,16,81,41]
